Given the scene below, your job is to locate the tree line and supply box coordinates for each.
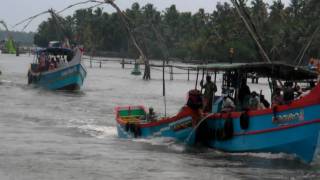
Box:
[0,30,34,46]
[34,0,320,64]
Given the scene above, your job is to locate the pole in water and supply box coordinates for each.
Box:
[195,68,200,90]
[214,72,217,83]
[170,65,173,80]
[200,68,205,93]
[163,58,167,117]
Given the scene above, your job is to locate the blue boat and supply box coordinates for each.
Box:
[27,46,86,90]
[192,62,320,163]
[115,62,320,163]
[115,103,201,145]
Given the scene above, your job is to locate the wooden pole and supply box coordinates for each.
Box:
[163,58,167,117]
[200,68,205,93]
[99,60,102,68]
[170,65,173,80]
[105,0,150,80]
[187,68,190,81]
[195,68,200,90]
[214,71,217,83]
[90,56,92,68]
[122,58,125,69]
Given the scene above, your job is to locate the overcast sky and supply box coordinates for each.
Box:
[0,0,291,32]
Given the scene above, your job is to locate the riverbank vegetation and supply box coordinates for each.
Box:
[34,0,320,63]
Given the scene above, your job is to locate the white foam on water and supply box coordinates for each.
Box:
[76,124,117,138]
[132,137,187,152]
[168,143,187,152]
[0,79,12,83]
[227,151,296,160]
[133,137,176,146]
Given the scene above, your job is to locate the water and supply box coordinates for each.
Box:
[0,54,319,180]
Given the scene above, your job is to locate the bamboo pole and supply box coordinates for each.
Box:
[104,0,150,80]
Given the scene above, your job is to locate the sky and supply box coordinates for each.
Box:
[0,0,291,32]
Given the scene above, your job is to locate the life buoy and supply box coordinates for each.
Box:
[195,120,215,145]
[224,117,234,139]
[216,128,224,141]
[133,125,141,138]
[240,111,250,130]
[129,123,135,134]
[272,106,278,122]
[126,123,141,138]
[216,116,234,141]
[125,123,130,132]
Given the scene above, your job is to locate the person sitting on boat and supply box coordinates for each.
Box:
[58,57,67,68]
[308,58,317,70]
[249,91,265,110]
[200,75,217,113]
[238,79,251,110]
[146,107,157,122]
[272,87,284,106]
[48,59,56,71]
[294,84,303,98]
[298,81,316,98]
[260,94,270,109]
[221,94,235,112]
[283,81,295,103]
[38,53,46,72]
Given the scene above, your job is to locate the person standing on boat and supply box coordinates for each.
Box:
[221,94,235,112]
[272,87,284,106]
[238,79,251,110]
[200,75,217,113]
[283,82,295,103]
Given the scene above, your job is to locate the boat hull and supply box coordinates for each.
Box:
[202,89,320,163]
[115,106,197,145]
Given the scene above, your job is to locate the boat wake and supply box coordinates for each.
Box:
[132,137,187,152]
[226,151,296,161]
[75,125,117,139]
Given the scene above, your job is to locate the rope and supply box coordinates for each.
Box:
[184,113,213,144]
[14,0,104,31]
[231,0,271,63]
[295,25,320,66]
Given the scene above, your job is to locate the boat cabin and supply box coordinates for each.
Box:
[31,47,74,72]
[193,62,318,113]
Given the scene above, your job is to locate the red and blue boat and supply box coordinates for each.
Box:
[115,62,320,163]
[115,103,201,144]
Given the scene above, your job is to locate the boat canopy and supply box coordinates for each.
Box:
[36,47,73,56]
[196,62,318,81]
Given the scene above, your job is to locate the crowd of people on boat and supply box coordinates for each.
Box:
[187,74,318,114]
[271,81,316,106]
[36,53,69,72]
[144,73,317,124]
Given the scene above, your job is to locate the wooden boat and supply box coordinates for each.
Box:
[115,62,320,163]
[115,104,200,145]
[27,46,86,90]
[195,62,320,163]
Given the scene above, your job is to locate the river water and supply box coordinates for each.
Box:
[0,54,319,180]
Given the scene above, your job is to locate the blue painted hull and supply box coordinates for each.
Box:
[204,104,320,163]
[116,118,196,145]
[29,64,86,90]
[115,107,196,145]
